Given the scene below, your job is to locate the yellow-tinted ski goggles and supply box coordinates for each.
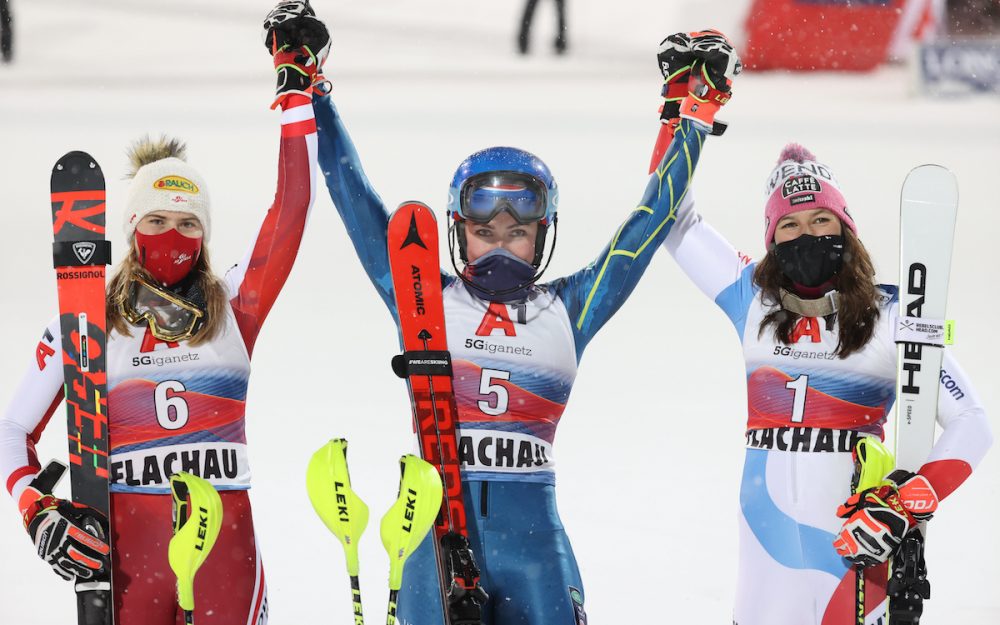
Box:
[122,276,205,342]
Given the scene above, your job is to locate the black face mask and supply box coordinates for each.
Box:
[772,234,845,288]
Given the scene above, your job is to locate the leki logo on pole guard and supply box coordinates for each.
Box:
[73,241,97,264]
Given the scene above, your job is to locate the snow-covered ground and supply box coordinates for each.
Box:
[1,1,998,623]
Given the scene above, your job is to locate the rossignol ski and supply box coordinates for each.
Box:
[387,201,487,625]
[50,151,113,625]
[889,164,958,624]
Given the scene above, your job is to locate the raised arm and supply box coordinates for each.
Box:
[554,119,707,357]
[225,93,319,356]
[555,31,742,357]
[312,94,397,315]
[662,191,758,337]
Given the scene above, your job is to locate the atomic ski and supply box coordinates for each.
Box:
[387,201,487,625]
[890,164,958,624]
[50,151,114,625]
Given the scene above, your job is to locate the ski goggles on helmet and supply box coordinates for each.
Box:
[122,276,205,342]
[458,172,548,224]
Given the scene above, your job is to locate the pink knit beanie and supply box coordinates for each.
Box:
[763,143,855,247]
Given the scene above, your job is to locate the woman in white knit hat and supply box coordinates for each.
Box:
[653,38,991,625]
[0,5,328,623]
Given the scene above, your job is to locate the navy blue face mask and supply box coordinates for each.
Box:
[463,248,538,303]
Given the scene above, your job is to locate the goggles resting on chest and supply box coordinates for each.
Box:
[122,276,206,342]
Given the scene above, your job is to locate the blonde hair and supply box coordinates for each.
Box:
[106,244,229,346]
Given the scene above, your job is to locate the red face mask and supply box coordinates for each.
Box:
[134,229,203,286]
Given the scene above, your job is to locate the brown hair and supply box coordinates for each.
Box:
[753,227,880,358]
[106,244,230,346]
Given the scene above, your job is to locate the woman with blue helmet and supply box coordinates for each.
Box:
[310,26,737,624]
[445,146,559,300]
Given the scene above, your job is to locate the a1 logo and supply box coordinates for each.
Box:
[790,316,822,344]
[476,302,516,337]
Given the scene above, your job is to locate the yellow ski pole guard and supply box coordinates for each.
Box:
[380,455,443,592]
[306,438,369,577]
[848,437,896,625]
[851,438,896,494]
[168,472,223,620]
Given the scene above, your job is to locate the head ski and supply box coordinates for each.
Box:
[890,164,958,624]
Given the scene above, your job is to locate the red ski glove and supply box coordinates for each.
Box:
[834,483,917,568]
[888,470,939,521]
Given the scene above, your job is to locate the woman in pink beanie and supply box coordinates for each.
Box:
[656,135,992,624]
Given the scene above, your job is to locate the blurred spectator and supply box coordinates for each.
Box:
[948,0,1000,36]
[1,0,11,63]
[518,0,567,55]
[888,0,941,62]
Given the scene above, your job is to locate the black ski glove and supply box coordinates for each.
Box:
[21,461,110,582]
[262,1,332,106]
[680,30,742,135]
[656,32,696,124]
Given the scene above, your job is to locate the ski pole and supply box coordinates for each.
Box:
[307,439,370,624]
[380,455,443,625]
[848,438,895,625]
[168,472,223,625]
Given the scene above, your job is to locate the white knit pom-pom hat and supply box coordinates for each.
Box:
[123,137,211,242]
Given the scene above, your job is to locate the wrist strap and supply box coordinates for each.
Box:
[661,80,689,102]
[690,83,732,106]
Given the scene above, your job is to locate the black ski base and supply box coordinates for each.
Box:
[887,531,930,625]
[76,588,112,625]
[440,531,488,625]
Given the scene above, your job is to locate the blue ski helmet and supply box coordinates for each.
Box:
[446,147,558,267]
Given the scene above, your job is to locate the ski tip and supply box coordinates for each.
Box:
[53,151,103,176]
[904,164,956,186]
[902,164,958,208]
[393,201,437,221]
